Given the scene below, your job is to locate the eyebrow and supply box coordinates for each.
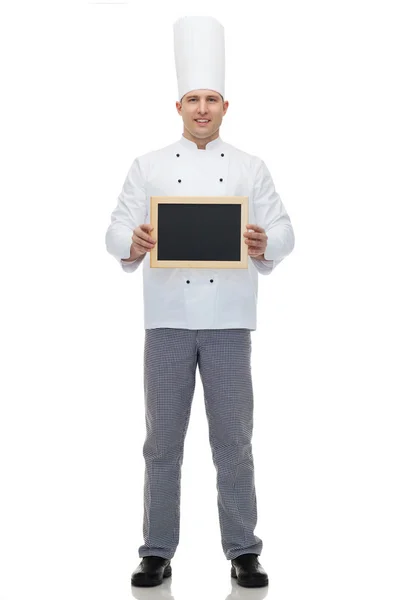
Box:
[186,95,219,99]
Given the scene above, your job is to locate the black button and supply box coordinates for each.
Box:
[186,280,190,284]
[178,179,181,183]
[219,178,223,182]
[210,279,214,283]
[221,153,224,157]
[176,153,180,157]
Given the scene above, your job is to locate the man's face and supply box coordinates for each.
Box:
[176,89,229,142]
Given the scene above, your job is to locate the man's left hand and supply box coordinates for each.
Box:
[243,224,268,259]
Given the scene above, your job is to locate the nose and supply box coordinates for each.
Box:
[198,101,208,114]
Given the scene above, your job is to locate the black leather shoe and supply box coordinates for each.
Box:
[231,553,269,588]
[131,556,172,587]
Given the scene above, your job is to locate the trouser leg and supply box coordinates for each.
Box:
[138,328,197,560]
[197,328,263,560]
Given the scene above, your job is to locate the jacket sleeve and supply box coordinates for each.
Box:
[250,158,295,275]
[105,157,147,273]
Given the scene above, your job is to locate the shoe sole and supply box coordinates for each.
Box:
[131,564,172,587]
[231,566,268,588]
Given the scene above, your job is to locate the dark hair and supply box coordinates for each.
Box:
[180,93,224,103]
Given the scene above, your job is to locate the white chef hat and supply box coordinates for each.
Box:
[173,16,225,102]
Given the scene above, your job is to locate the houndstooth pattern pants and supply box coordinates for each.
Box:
[137,328,263,561]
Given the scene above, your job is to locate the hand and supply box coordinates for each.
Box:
[122,224,157,261]
[243,224,267,258]
[132,223,157,254]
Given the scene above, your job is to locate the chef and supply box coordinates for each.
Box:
[105,15,295,589]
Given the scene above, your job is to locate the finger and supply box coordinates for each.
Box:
[246,224,263,232]
[136,231,157,245]
[132,236,154,249]
[134,242,153,253]
[134,237,155,250]
[132,240,148,251]
[244,232,263,240]
[138,224,156,239]
[247,245,262,253]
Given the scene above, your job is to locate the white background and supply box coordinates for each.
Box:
[1,1,400,599]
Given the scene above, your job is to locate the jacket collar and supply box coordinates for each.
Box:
[178,135,224,152]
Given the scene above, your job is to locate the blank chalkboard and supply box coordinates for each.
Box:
[149,196,248,269]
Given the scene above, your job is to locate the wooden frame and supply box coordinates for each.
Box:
[149,196,249,269]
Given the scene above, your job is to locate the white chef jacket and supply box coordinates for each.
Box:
[105,135,295,330]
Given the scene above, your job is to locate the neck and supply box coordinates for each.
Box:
[182,129,219,150]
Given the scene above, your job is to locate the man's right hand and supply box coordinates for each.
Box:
[122,224,157,262]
